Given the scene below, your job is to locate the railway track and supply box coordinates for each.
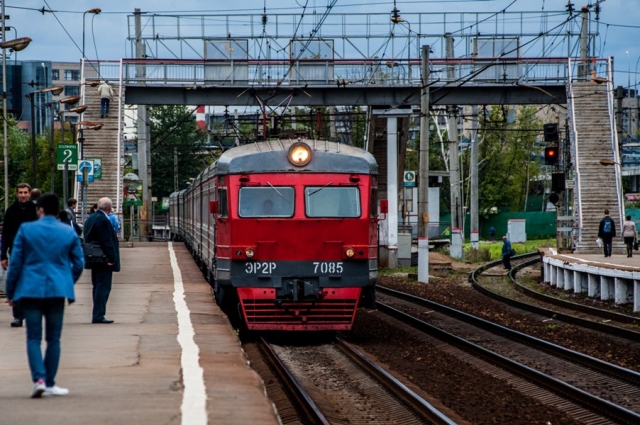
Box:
[246,336,456,425]
[377,268,640,424]
[471,253,640,341]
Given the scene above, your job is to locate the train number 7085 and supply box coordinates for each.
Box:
[313,262,343,274]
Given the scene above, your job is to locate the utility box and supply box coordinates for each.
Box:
[508,219,527,243]
[398,233,412,267]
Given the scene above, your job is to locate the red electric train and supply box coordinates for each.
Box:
[169,139,380,331]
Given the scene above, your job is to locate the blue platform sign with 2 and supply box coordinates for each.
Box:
[77,160,94,183]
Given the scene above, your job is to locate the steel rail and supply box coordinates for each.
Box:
[257,337,329,425]
[375,300,640,425]
[377,283,640,385]
[470,254,640,340]
[334,337,457,425]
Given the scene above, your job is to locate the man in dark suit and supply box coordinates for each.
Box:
[83,197,120,324]
[2,182,38,327]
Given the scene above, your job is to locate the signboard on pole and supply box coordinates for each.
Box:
[89,158,102,179]
[77,160,94,183]
[403,171,417,187]
[56,144,78,170]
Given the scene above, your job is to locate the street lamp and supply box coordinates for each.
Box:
[82,8,102,59]
[2,2,32,210]
[27,85,64,188]
[390,6,414,82]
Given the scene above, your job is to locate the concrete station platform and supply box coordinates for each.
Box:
[542,249,640,312]
[0,242,279,425]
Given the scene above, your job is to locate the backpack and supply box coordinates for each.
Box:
[603,219,612,234]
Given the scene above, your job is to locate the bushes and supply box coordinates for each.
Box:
[465,247,492,263]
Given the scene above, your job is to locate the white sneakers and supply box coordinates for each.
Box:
[30,380,69,398]
[30,379,45,398]
[44,385,69,396]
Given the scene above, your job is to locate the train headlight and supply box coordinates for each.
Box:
[288,142,312,166]
[345,248,355,258]
[245,248,255,258]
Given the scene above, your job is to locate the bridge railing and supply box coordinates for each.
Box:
[84,57,603,88]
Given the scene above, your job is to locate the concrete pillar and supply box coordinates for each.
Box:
[387,116,399,269]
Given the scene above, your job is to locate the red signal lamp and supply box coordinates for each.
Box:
[544,146,559,166]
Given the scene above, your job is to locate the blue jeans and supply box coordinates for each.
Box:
[100,97,110,116]
[21,298,65,386]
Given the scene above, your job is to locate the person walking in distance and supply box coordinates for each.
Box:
[501,235,513,271]
[83,197,120,324]
[4,194,84,398]
[598,209,616,258]
[2,183,38,327]
[64,198,82,235]
[30,188,42,202]
[97,80,114,118]
[622,215,638,258]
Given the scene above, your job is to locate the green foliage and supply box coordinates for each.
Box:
[479,238,555,260]
[473,106,543,214]
[464,247,492,263]
[149,105,212,214]
[4,117,64,202]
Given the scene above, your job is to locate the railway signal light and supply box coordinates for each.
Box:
[543,123,559,142]
[544,146,559,166]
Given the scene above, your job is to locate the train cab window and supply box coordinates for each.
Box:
[239,187,294,218]
[217,189,228,217]
[305,186,361,218]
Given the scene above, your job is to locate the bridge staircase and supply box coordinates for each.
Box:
[570,79,625,254]
[75,82,122,221]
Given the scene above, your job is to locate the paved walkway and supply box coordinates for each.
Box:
[545,248,640,272]
[0,242,279,425]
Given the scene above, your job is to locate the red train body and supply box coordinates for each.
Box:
[169,139,379,331]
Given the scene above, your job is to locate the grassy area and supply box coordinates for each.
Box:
[466,238,555,261]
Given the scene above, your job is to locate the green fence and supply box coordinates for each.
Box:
[437,208,640,242]
[440,211,557,240]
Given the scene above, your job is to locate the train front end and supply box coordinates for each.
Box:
[213,140,378,331]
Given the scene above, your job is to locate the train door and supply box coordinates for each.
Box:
[213,183,230,307]
[207,178,216,283]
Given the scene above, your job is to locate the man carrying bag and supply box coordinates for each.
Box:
[83,198,120,324]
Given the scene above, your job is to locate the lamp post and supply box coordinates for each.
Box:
[2,3,32,209]
[27,85,64,188]
[391,6,414,82]
[627,51,631,141]
[634,55,640,141]
[82,8,102,59]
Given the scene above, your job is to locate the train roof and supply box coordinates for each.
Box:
[209,139,378,175]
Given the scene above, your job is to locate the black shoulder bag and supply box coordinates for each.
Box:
[83,218,108,264]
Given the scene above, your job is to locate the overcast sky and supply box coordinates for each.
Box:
[7,0,640,86]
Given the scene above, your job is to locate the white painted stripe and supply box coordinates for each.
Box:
[168,242,208,425]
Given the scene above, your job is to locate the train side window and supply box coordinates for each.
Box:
[217,189,228,217]
[238,187,295,218]
[305,186,361,218]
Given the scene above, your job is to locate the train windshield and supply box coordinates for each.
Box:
[305,186,361,218]
[239,187,295,218]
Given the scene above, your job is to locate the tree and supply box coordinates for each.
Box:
[148,105,211,214]
[475,106,543,214]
